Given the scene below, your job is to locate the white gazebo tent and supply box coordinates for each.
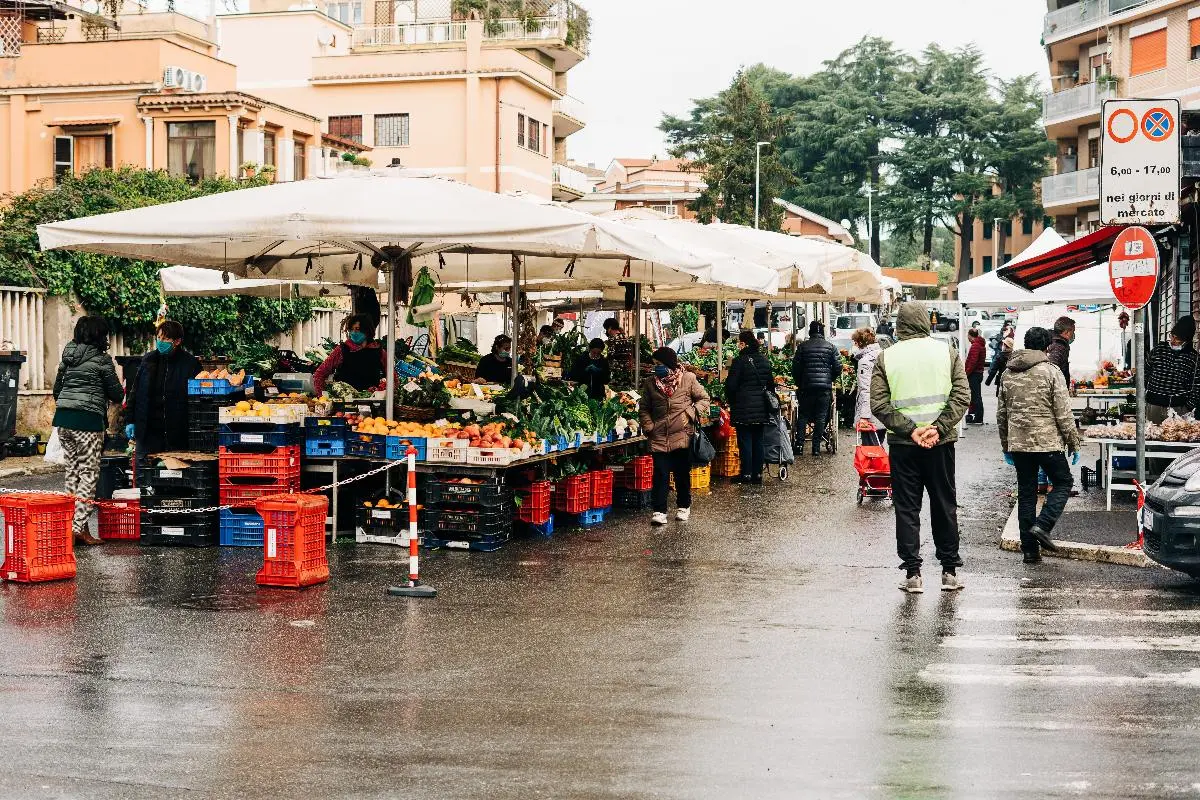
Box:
[160,265,352,298]
[958,229,1118,308]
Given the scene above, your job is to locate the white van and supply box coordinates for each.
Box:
[833,312,876,336]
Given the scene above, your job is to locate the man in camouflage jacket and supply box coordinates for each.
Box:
[997,326,1082,563]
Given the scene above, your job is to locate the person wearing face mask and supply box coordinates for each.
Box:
[475,335,515,384]
[1045,316,1076,385]
[1145,315,1200,424]
[569,338,611,400]
[125,319,201,456]
[537,325,556,350]
[312,314,389,397]
[641,347,710,526]
[725,330,775,485]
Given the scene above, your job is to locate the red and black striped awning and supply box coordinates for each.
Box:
[996,226,1123,291]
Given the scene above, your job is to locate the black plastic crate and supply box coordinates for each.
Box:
[425,480,512,508]
[332,399,387,417]
[140,518,219,547]
[218,422,302,448]
[429,506,513,536]
[614,487,653,510]
[137,460,219,498]
[424,531,512,552]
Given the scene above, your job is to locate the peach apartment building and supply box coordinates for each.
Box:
[570,157,706,218]
[0,0,331,195]
[215,0,591,200]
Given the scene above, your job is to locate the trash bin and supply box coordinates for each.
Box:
[0,352,26,445]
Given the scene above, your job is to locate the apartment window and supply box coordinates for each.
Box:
[328,115,363,144]
[1087,137,1100,169]
[982,256,993,273]
[649,203,678,217]
[518,114,545,155]
[374,113,410,147]
[982,220,993,240]
[1003,220,1013,237]
[1131,24,1167,76]
[1002,253,1013,265]
[167,121,216,183]
[237,126,245,168]
[53,136,73,183]
[1022,216,1034,235]
[263,130,277,169]
[1191,16,1200,60]
[517,113,525,148]
[325,1,362,24]
[293,139,307,180]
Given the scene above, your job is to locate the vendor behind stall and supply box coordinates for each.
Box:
[125,320,201,455]
[1145,315,1200,424]
[313,314,389,396]
[475,335,514,384]
[570,338,611,400]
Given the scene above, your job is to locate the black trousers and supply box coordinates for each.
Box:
[652,447,692,514]
[735,423,765,478]
[966,372,984,423]
[891,443,962,572]
[1011,451,1073,553]
[796,389,832,454]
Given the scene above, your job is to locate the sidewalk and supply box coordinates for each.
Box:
[0,455,63,481]
[999,484,1155,568]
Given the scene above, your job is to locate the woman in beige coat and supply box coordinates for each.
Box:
[640,347,710,525]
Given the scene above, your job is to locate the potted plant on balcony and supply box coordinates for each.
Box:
[1097,73,1119,91]
[241,161,260,179]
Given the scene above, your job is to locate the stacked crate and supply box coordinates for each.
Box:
[304,416,348,458]
[613,454,653,510]
[713,436,741,478]
[138,458,220,546]
[423,475,513,551]
[255,494,329,589]
[218,412,303,547]
[186,378,252,453]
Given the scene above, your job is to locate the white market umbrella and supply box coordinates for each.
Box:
[160,265,351,298]
[958,229,1117,308]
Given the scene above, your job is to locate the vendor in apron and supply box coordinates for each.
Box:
[313,314,390,396]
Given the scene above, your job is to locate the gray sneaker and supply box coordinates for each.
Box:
[941,572,965,591]
[899,575,924,593]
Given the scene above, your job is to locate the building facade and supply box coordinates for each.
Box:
[571,157,706,218]
[958,214,1046,278]
[773,198,854,245]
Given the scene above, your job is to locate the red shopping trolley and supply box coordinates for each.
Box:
[854,421,891,505]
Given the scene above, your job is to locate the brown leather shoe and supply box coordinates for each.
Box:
[74,532,103,546]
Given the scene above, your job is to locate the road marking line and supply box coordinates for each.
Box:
[922,663,1200,687]
[958,608,1200,623]
[943,634,1200,651]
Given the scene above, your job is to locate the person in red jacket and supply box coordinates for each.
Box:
[964,328,987,424]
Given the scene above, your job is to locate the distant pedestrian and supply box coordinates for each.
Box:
[985,337,1014,394]
[851,328,884,444]
[998,326,1081,564]
[725,330,775,485]
[792,320,841,457]
[1046,316,1076,385]
[871,301,971,593]
[965,328,987,424]
[640,347,710,526]
[1144,315,1200,424]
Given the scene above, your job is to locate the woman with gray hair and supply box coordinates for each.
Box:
[852,328,884,445]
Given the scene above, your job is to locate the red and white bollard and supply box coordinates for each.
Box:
[388,445,436,598]
[1127,479,1146,550]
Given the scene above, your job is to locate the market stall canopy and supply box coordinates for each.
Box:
[160,265,351,298]
[38,171,775,291]
[995,226,1122,291]
[959,229,1119,308]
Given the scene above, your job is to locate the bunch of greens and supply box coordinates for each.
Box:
[546,458,590,481]
[327,381,375,401]
[397,374,451,409]
[439,338,481,366]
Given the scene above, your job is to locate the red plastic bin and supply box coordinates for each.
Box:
[97,499,140,541]
[515,481,551,525]
[255,493,329,589]
[220,477,300,507]
[590,469,614,509]
[618,455,654,491]
[218,445,301,480]
[551,473,593,514]
[0,493,76,583]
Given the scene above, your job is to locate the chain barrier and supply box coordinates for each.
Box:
[0,459,407,515]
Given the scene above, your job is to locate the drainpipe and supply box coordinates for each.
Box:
[494,77,501,193]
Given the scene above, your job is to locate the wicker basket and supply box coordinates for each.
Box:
[396,404,439,422]
[441,360,477,382]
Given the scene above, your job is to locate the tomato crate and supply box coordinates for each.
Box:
[431,506,513,536]
[589,469,614,510]
[218,422,302,448]
[614,455,654,491]
[219,477,300,507]
[187,375,255,396]
[0,494,76,583]
[514,481,551,525]
[614,487,653,510]
[424,531,511,552]
[218,446,301,479]
[219,508,264,548]
[551,473,593,514]
[425,480,512,508]
[255,494,329,589]
[137,461,218,498]
[304,439,346,458]
[97,499,140,541]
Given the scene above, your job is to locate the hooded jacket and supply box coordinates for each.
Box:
[997,349,1080,454]
[53,342,124,422]
[869,303,970,447]
[854,342,883,430]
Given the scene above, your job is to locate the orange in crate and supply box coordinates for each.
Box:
[254,493,329,589]
[0,493,76,583]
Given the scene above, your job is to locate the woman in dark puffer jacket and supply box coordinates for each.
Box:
[725,330,777,485]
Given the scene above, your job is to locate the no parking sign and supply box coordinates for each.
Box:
[1100,99,1180,226]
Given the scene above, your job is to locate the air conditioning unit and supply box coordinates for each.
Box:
[163,65,188,89]
[188,72,207,93]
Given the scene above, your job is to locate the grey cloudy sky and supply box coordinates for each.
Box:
[568,0,1049,168]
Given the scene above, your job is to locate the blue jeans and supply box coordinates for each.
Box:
[736,424,765,478]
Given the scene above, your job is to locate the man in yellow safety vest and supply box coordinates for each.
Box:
[871,301,971,594]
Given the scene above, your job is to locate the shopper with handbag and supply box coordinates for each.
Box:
[725,330,776,485]
[640,347,710,526]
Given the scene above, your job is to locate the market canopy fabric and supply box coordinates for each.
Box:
[160,265,351,298]
[960,228,1119,308]
[995,226,1122,291]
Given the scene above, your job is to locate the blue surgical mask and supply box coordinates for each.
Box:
[496,350,510,361]
[156,340,174,355]
[349,331,367,345]
[654,365,669,378]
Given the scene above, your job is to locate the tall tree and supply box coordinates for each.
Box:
[660,70,791,229]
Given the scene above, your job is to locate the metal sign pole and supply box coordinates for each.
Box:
[1135,308,1147,486]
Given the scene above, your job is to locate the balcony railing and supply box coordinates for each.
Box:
[352,21,467,47]
[553,94,586,124]
[1042,167,1100,208]
[1043,81,1114,126]
[552,162,590,195]
[1043,0,1153,43]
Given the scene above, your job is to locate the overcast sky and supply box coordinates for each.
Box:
[568,0,1049,169]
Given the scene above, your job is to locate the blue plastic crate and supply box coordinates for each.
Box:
[347,432,386,459]
[218,422,302,448]
[187,375,255,396]
[305,417,349,434]
[219,508,264,547]
[524,514,555,538]
[576,506,611,529]
[387,436,427,461]
[305,439,346,458]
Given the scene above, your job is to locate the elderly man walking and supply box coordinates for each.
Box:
[998,326,1081,563]
[871,301,972,593]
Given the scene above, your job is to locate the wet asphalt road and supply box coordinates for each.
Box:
[3,426,1200,799]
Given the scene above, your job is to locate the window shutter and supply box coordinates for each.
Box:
[1191,18,1200,48]
[1131,28,1167,76]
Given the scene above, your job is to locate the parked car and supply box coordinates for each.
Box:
[834,313,876,337]
[1144,449,1200,578]
[930,311,959,332]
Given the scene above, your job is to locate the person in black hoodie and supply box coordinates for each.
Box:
[125,319,201,456]
[569,338,611,400]
[726,330,776,484]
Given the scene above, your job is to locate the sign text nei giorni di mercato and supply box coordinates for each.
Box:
[1099,99,1180,226]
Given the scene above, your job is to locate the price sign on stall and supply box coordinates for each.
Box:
[1100,99,1180,225]
[1108,225,1160,311]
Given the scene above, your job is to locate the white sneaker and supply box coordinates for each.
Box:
[651,512,669,526]
[676,507,691,522]
[941,572,965,592]
[899,575,924,593]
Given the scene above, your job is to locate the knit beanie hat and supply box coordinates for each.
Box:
[1172,315,1196,343]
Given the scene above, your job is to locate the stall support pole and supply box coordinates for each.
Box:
[388,447,436,598]
[511,255,520,388]
[716,297,724,380]
[957,302,967,435]
[1135,307,1147,486]
[633,283,642,383]
[385,263,397,422]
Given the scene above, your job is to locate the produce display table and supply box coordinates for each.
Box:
[1085,437,1197,510]
[1072,389,1136,415]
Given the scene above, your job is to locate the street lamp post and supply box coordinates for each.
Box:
[754,141,770,230]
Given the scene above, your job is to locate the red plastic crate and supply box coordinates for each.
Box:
[97,500,140,541]
[0,493,76,583]
[220,477,300,507]
[255,494,329,589]
[590,469,614,509]
[515,481,551,525]
[619,455,654,491]
[552,473,593,514]
[219,445,301,480]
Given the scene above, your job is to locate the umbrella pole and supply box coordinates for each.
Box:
[634,283,642,385]
[386,263,396,422]
[511,255,520,389]
[717,296,724,380]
